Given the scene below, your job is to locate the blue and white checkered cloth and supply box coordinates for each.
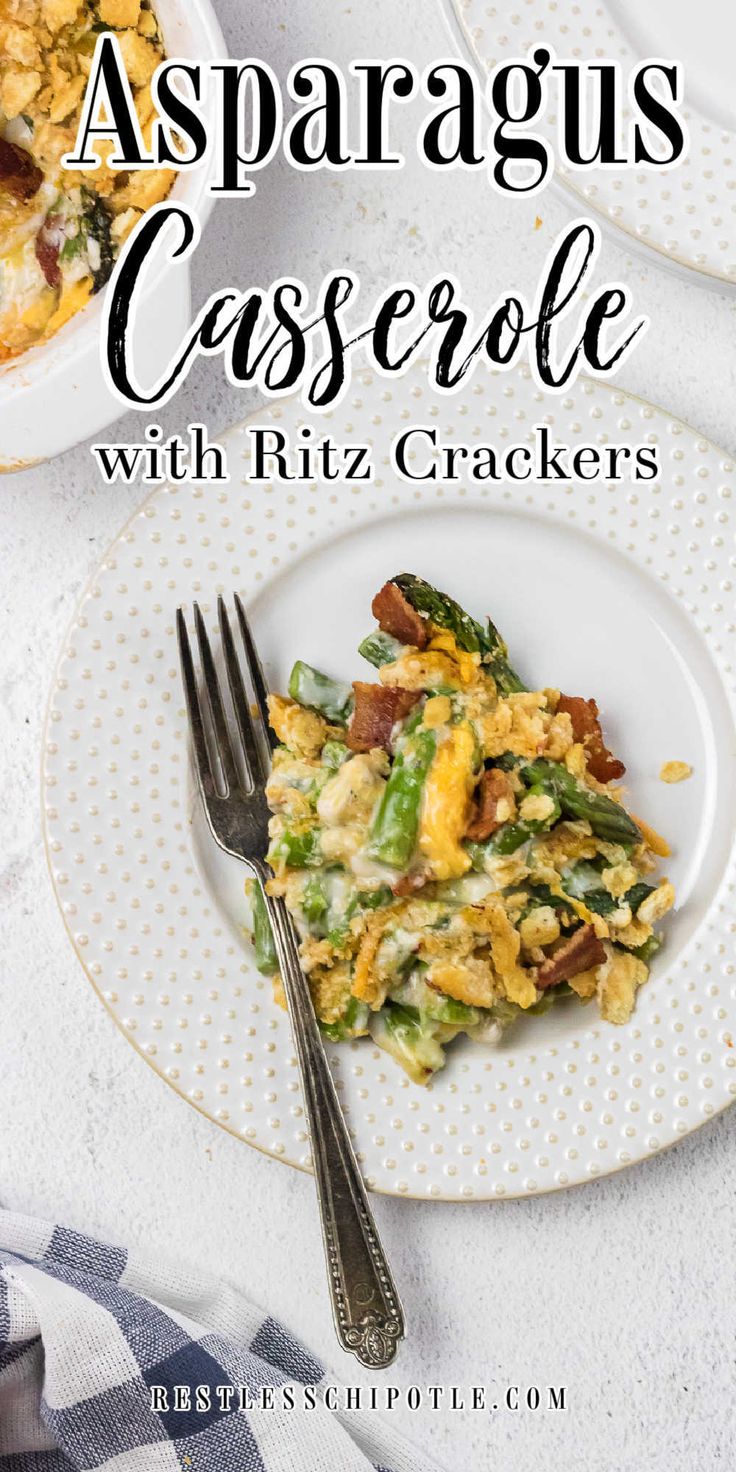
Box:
[0,1211,438,1472]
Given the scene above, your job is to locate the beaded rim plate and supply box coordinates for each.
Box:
[42,362,736,1200]
[442,0,736,290]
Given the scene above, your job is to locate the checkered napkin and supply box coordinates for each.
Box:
[0,1211,437,1472]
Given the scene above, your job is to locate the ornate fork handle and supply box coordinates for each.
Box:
[255,866,405,1368]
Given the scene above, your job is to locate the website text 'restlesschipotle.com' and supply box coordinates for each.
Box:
[148,1382,569,1415]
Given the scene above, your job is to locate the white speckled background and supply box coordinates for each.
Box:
[1,2,735,1467]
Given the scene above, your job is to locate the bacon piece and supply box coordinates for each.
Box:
[392,872,426,897]
[35,214,65,288]
[0,138,42,201]
[536,923,606,990]
[557,694,625,783]
[465,767,516,841]
[347,681,421,753]
[371,580,428,649]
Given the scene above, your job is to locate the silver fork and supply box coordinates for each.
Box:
[177,594,405,1369]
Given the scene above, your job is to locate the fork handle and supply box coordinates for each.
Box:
[260,881,406,1369]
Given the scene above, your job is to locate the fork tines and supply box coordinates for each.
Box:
[176,594,272,805]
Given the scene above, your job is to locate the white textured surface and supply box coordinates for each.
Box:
[42,366,736,1200]
[1,0,736,1466]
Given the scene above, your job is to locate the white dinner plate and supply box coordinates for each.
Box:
[442,0,736,289]
[43,361,736,1199]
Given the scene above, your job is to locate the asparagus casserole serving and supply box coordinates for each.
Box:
[253,574,676,1084]
[0,0,173,361]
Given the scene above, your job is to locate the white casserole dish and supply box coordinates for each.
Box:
[0,0,226,470]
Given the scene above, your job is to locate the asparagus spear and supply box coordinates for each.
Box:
[561,863,653,916]
[326,885,394,948]
[369,1003,448,1084]
[392,573,486,654]
[302,874,329,933]
[320,996,371,1041]
[251,881,278,975]
[632,933,662,965]
[490,822,536,855]
[267,825,322,869]
[518,883,560,919]
[482,620,526,695]
[620,882,653,913]
[392,972,481,1028]
[391,573,525,695]
[320,739,351,770]
[528,981,574,1016]
[352,885,394,912]
[368,725,437,869]
[288,659,353,723]
[466,827,524,868]
[358,630,404,668]
[467,819,539,867]
[521,758,642,847]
